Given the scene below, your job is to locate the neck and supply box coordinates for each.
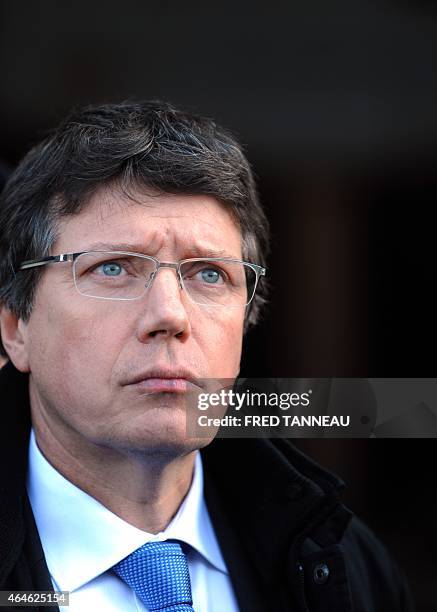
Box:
[31,417,197,534]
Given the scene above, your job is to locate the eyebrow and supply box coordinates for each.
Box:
[79,242,238,259]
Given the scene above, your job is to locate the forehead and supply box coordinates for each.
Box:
[54,187,243,258]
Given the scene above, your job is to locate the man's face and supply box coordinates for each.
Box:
[20,187,245,457]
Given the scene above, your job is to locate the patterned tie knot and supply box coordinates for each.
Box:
[113,540,194,611]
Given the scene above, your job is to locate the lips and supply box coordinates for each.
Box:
[131,378,189,393]
[123,368,199,393]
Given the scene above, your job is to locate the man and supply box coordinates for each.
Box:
[0,101,413,611]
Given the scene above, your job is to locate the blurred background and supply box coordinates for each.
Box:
[1,1,436,608]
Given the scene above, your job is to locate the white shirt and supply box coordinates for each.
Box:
[27,430,239,612]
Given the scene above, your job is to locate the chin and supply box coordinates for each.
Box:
[112,422,212,459]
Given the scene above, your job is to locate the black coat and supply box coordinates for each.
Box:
[0,362,415,612]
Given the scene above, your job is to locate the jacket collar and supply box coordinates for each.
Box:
[0,362,352,587]
[201,436,352,584]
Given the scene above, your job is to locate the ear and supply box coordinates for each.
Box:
[0,307,30,372]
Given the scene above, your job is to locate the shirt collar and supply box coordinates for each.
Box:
[27,429,228,592]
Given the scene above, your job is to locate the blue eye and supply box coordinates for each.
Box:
[102,262,123,276]
[201,268,220,283]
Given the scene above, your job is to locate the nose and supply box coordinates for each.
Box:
[136,266,191,342]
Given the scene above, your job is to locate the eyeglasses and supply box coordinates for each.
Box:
[19,251,266,307]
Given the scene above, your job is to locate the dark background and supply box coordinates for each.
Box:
[1,1,436,609]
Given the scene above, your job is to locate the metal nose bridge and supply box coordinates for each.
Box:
[147,261,183,290]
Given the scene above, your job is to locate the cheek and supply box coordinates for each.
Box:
[196,309,244,376]
[26,299,134,431]
[27,297,125,393]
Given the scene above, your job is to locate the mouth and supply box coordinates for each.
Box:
[123,368,200,394]
[131,378,189,393]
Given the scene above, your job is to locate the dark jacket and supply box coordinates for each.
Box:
[0,362,415,612]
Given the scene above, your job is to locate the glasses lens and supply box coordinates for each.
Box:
[179,259,257,306]
[74,252,155,300]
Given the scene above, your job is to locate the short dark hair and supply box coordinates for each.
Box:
[0,100,269,356]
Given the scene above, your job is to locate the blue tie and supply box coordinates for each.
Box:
[112,540,195,611]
